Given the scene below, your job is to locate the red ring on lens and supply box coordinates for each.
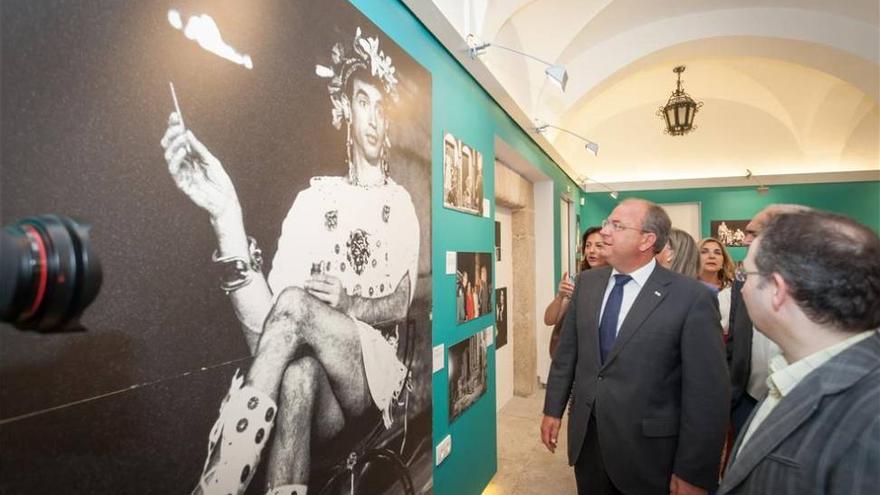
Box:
[21,224,48,318]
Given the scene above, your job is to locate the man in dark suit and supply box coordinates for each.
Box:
[541,199,729,495]
[720,210,880,494]
[728,204,811,435]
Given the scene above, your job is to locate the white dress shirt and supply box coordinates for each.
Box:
[747,328,781,399]
[599,258,657,336]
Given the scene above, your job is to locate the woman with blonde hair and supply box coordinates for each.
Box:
[698,237,735,337]
[698,237,735,291]
[655,228,699,277]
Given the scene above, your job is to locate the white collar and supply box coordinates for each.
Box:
[610,257,656,288]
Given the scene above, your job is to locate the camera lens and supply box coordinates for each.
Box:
[0,215,102,332]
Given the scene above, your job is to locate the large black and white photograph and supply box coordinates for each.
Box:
[495,288,508,349]
[447,331,489,423]
[711,219,750,247]
[442,132,484,216]
[455,252,493,324]
[1,1,432,494]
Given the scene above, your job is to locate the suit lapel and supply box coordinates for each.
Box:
[722,390,820,490]
[602,267,672,367]
[722,333,880,491]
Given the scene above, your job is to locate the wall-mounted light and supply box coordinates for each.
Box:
[468,36,568,91]
[535,122,599,157]
[746,168,770,195]
[580,176,619,200]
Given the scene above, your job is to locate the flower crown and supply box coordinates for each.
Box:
[315,27,399,130]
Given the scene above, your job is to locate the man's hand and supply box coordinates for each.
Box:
[304,274,350,312]
[540,415,562,453]
[669,474,707,495]
[161,112,241,222]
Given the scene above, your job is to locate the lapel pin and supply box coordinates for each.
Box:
[654,291,662,297]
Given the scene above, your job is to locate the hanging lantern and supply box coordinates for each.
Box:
[657,66,703,136]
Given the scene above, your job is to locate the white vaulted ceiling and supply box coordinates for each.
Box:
[405,0,880,191]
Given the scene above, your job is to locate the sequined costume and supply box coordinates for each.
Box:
[268,175,419,427]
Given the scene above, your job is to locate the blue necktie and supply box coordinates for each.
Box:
[599,274,632,364]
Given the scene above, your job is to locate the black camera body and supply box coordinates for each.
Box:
[0,215,102,332]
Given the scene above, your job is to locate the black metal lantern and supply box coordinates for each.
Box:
[658,66,703,135]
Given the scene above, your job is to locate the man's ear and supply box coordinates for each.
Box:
[640,232,657,254]
[770,272,789,311]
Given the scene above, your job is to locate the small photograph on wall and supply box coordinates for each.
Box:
[456,252,493,323]
[711,219,751,246]
[495,287,508,349]
[494,220,501,261]
[448,331,489,422]
[443,132,484,216]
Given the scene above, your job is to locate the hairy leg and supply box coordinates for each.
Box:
[264,356,346,489]
[247,286,372,416]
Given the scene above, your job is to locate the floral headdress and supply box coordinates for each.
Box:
[315,27,399,130]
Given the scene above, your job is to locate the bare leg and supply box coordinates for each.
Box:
[193,287,375,495]
[264,356,346,489]
[247,286,372,417]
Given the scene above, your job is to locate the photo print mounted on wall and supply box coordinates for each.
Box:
[443,132,485,216]
[455,252,493,323]
[0,1,432,493]
[448,330,489,422]
[495,220,501,261]
[711,219,751,247]
[495,287,508,349]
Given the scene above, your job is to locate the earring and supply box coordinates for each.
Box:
[380,136,390,181]
[346,121,355,184]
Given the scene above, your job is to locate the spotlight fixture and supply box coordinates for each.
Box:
[468,37,568,91]
[745,168,770,195]
[657,66,702,136]
[535,123,599,157]
[580,177,619,200]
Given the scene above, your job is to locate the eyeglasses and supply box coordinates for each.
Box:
[734,267,761,283]
[601,219,645,233]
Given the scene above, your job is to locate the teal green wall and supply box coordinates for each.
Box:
[581,181,880,260]
[351,2,579,494]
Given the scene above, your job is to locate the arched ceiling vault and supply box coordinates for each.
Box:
[409,0,879,190]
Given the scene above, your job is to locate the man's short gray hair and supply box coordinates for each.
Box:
[632,199,671,254]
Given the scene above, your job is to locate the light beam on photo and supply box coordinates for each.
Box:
[167,9,253,69]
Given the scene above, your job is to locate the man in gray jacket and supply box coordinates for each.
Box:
[542,199,729,495]
[720,210,880,494]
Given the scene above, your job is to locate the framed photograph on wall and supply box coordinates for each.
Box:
[455,252,493,323]
[448,331,489,422]
[495,287,508,349]
[443,132,484,216]
[711,219,751,246]
[495,220,501,261]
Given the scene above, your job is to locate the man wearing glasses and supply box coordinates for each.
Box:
[541,198,729,495]
[727,204,811,438]
[719,210,880,494]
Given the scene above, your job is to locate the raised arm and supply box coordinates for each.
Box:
[160,112,271,353]
[543,272,574,326]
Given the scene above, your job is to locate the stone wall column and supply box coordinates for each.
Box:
[495,161,537,397]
